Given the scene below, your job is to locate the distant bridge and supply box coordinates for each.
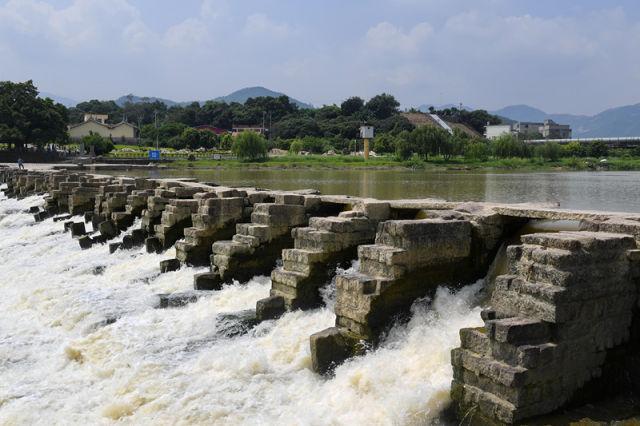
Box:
[525,136,640,147]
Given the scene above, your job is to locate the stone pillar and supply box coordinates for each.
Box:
[198,193,314,290]
[174,188,254,266]
[451,231,639,425]
[310,218,474,374]
[259,211,378,319]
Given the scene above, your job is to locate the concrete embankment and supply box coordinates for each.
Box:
[2,165,640,425]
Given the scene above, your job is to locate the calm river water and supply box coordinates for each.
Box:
[110,169,640,213]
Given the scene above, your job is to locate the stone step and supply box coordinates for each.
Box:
[486,317,551,346]
[521,231,636,253]
[212,240,252,257]
[232,234,260,248]
[271,267,307,288]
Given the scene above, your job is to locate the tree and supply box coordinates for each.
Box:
[289,139,303,154]
[340,97,365,116]
[394,131,413,160]
[82,132,114,155]
[409,126,450,160]
[536,142,562,161]
[588,141,608,158]
[563,141,585,157]
[0,80,69,152]
[365,93,400,120]
[232,131,268,161]
[491,134,528,158]
[373,133,396,153]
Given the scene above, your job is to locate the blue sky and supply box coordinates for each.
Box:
[1,0,639,114]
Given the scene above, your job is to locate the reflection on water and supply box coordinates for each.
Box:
[109,168,640,213]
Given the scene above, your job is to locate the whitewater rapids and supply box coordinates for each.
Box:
[0,188,483,425]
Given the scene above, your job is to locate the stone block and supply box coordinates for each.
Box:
[256,295,285,321]
[310,327,364,375]
[160,258,181,273]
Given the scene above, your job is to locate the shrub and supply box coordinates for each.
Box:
[232,131,268,161]
[536,142,562,161]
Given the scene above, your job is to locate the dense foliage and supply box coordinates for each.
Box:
[0,80,68,151]
[232,131,268,161]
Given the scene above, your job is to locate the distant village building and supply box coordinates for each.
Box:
[542,119,572,139]
[513,122,543,136]
[485,124,513,140]
[485,119,572,140]
[83,113,108,124]
[231,124,267,136]
[401,112,481,138]
[68,114,137,144]
[193,125,228,135]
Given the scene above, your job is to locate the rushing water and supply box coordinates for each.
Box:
[0,188,484,425]
[105,169,640,213]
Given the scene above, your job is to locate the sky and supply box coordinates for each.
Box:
[0,0,639,115]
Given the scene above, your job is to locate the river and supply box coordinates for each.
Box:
[108,169,640,213]
[0,186,484,425]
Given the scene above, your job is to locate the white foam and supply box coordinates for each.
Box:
[0,194,483,425]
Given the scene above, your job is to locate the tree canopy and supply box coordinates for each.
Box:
[0,80,68,151]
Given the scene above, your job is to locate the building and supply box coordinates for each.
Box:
[83,113,108,124]
[231,124,267,136]
[513,122,543,136]
[485,124,513,139]
[68,114,137,143]
[194,125,228,135]
[486,120,572,140]
[401,112,481,138]
[542,119,572,139]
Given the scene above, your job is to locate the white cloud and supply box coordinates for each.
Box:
[243,13,290,38]
[0,0,146,49]
[201,0,228,19]
[365,21,432,53]
[164,18,210,49]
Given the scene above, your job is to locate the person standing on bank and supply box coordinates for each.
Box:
[17,158,24,170]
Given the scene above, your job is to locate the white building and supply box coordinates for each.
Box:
[485,124,513,140]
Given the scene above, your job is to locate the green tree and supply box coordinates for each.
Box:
[394,131,413,160]
[491,134,528,158]
[536,142,562,161]
[588,141,609,158]
[289,139,303,154]
[340,97,365,116]
[373,133,396,154]
[82,132,114,155]
[409,126,450,160]
[464,140,490,161]
[365,93,400,120]
[563,141,585,157]
[232,131,268,161]
[0,80,69,152]
[220,134,233,150]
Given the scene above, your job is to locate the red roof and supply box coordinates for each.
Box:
[194,125,228,135]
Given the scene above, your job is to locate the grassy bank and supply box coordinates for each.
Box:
[168,154,640,172]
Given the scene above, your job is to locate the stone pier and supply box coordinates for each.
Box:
[173,188,265,266]
[256,199,383,320]
[196,192,333,290]
[451,231,640,424]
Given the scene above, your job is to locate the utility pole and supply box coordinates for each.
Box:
[269,111,272,141]
[262,111,266,136]
[154,111,159,151]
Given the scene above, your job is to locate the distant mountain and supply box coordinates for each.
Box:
[109,87,313,109]
[214,86,313,109]
[39,92,78,108]
[492,103,640,138]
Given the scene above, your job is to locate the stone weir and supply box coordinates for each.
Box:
[308,203,523,375]
[194,192,347,291]
[5,167,640,425]
[173,187,274,267]
[256,198,388,321]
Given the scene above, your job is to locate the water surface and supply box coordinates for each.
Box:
[107,169,640,213]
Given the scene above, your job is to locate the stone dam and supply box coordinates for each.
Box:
[2,166,640,424]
